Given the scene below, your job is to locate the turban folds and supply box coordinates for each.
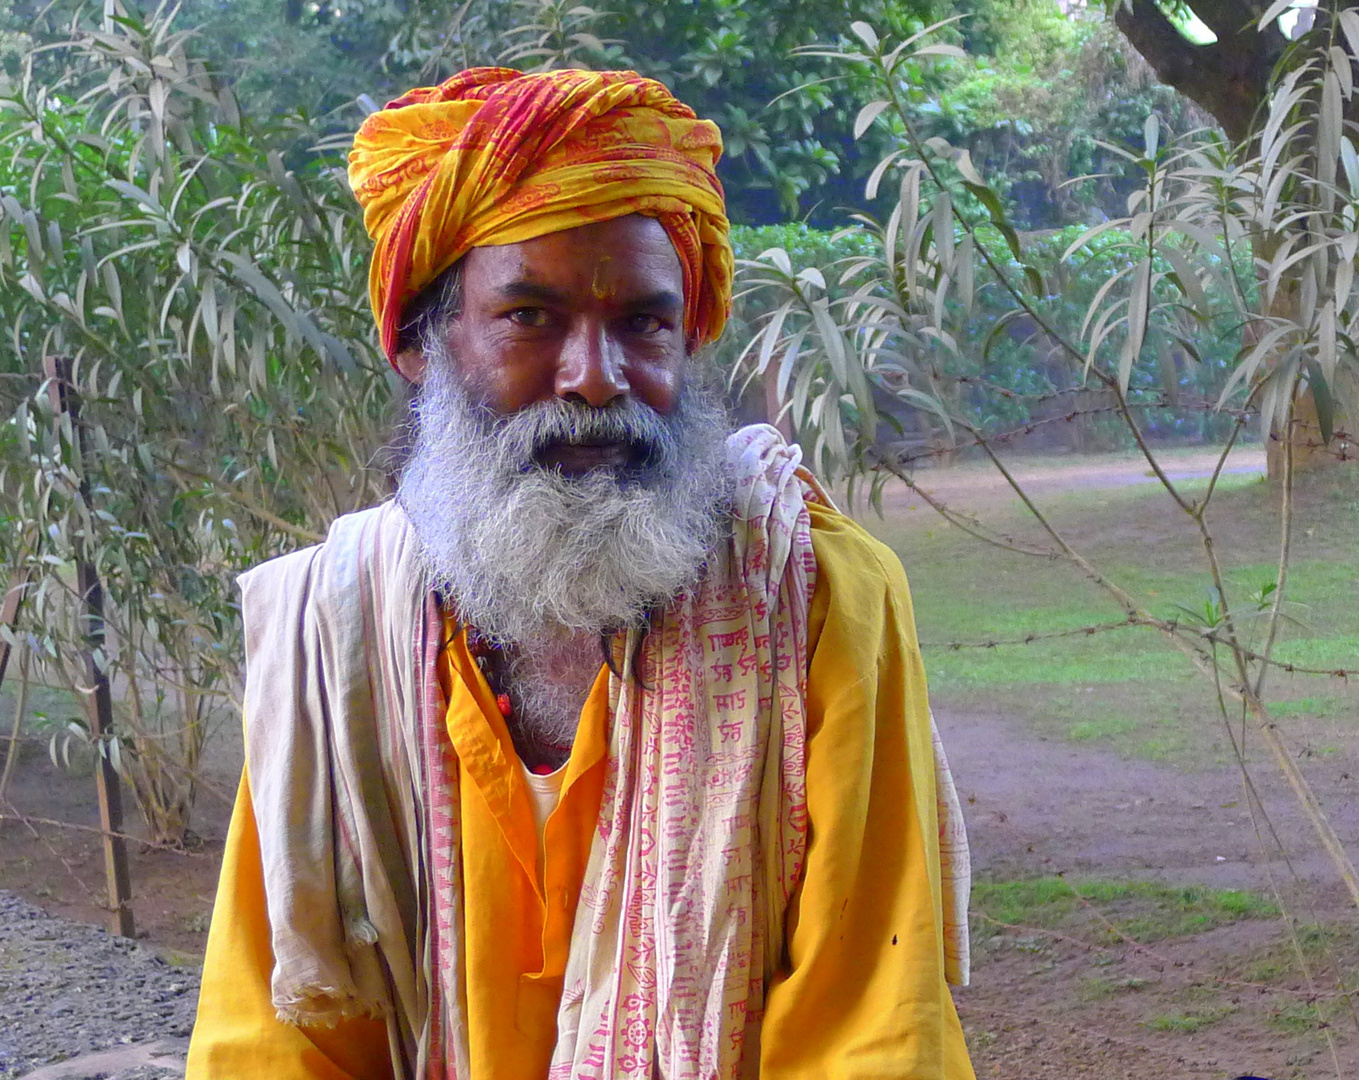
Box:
[348,67,733,364]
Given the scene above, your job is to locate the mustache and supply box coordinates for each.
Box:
[482,396,678,477]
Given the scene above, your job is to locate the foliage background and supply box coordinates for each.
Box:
[0,1,1323,849]
[1,0,1210,225]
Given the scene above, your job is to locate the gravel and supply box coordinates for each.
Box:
[0,891,198,1079]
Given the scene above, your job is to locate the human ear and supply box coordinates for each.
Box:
[393,346,427,385]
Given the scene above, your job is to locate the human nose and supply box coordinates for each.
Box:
[554,323,629,407]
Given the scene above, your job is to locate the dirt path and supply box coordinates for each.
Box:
[937,707,1359,898]
[890,446,1269,506]
[893,447,1359,1077]
[938,706,1359,1079]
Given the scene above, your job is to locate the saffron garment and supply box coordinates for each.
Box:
[187,500,974,1079]
[230,428,835,1074]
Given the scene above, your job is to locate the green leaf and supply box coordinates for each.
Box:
[1120,258,1152,391]
[1340,9,1359,61]
[933,191,953,272]
[849,22,879,51]
[1331,45,1353,98]
[106,178,163,216]
[1160,246,1209,319]
[797,266,826,291]
[953,149,983,187]
[864,149,910,202]
[912,44,966,61]
[982,308,1028,362]
[1156,338,1180,407]
[853,100,890,141]
[1305,360,1335,445]
[1258,0,1296,31]
[809,296,848,385]
[756,303,791,375]
[777,329,806,400]
[218,251,331,366]
[964,182,1020,261]
[759,247,793,277]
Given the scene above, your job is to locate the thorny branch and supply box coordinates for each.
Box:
[920,616,1357,679]
[0,799,99,899]
[759,22,1359,922]
[0,810,218,857]
[879,396,1259,469]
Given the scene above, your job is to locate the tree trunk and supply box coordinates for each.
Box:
[1266,384,1353,479]
[1115,1,1357,476]
[1113,0,1284,144]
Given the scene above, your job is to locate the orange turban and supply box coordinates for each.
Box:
[348,67,733,364]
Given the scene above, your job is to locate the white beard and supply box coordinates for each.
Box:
[396,352,731,648]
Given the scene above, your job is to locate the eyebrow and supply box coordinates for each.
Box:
[624,289,684,314]
[494,281,571,306]
[492,282,683,313]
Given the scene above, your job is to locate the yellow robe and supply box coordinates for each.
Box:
[185,502,974,1079]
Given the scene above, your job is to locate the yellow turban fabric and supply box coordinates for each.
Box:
[348,67,733,364]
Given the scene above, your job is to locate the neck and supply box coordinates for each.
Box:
[499,629,604,772]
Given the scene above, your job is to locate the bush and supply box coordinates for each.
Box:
[0,9,387,843]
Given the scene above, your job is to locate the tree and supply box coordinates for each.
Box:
[918,1,1205,229]
[1113,0,1291,143]
[0,2,1227,232]
[737,16,1359,931]
[5,0,955,224]
[1111,0,1356,474]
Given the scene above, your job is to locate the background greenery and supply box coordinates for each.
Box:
[1,0,1205,225]
[0,1,1343,854]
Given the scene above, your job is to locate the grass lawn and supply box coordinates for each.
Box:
[859,448,1359,1072]
[858,449,1359,767]
[972,876,1279,943]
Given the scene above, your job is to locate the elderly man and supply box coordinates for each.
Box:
[186,68,974,1079]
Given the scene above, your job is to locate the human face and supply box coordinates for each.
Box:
[395,215,688,477]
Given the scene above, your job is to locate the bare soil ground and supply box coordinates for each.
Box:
[0,443,1355,1078]
[942,707,1357,1079]
[0,734,235,958]
[881,446,1359,1079]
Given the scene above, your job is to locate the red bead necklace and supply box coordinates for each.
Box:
[464,623,570,775]
[465,626,512,716]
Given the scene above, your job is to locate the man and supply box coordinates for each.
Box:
[186,68,974,1079]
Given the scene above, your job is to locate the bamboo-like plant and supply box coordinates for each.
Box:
[736,8,1358,1006]
[0,3,391,844]
[737,15,1359,1064]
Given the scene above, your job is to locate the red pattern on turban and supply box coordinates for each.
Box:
[348,67,733,364]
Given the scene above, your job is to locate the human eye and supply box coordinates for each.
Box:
[624,312,666,334]
[507,307,551,328]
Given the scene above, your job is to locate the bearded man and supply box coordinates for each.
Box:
[186,68,974,1080]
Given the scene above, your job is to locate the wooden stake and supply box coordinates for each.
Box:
[0,566,33,806]
[43,356,135,939]
[0,567,28,689]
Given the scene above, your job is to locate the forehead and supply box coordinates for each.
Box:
[462,215,684,299]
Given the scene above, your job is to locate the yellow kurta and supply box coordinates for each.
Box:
[186,502,974,1079]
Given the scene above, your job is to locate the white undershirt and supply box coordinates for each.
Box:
[519,760,566,885]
